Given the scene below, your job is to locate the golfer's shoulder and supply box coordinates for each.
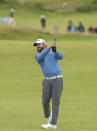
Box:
[35,52,39,57]
[35,52,42,60]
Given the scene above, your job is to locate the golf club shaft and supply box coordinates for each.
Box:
[52,3,65,52]
[54,4,65,42]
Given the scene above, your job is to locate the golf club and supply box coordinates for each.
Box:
[52,2,67,52]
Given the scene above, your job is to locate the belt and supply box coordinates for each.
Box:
[45,75,63,80]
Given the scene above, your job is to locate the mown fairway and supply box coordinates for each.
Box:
[0,0,97,131]
[0,35,97,131]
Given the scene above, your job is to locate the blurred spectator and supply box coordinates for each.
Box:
[88,26,94,33]
[2,16,8,24]
[41,15,46,28]
[8,8,16,26]
[67,20,72,32]
[71,24,76,32]
[94,26,97,33]
[77,22,85,32]
[67,20,76,32]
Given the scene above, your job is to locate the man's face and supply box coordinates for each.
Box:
[37,43,45,52]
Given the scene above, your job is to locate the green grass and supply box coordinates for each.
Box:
[0,11,97,40]
[1,8,97,39]
[0,0,97,39]
[0,36,97,131]
[0,0,95,13]
[0,0,97,131]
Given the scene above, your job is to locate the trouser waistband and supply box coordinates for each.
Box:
[45,75,63,80]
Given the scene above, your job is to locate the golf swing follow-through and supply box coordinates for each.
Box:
[52,2,67,52]
[33,2,66,129]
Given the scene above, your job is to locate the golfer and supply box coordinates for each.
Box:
[33,39,63,129]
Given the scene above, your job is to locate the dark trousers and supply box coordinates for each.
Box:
[42,77,63,125]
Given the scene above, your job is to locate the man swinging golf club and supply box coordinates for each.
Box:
[33,2,67,129]
[33,39,63,129]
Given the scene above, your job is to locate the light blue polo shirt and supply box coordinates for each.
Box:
[35,48,63,77]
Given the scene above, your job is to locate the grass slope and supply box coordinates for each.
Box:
[0,0,97,39]
[0,11,97,40]
[0,0,95,12]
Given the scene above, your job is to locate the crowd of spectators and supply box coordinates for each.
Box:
[67,20,97,34]
[0,12,97,35]
[88,26,97,33]
[67,20,85,32]
[0,8,16,26]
